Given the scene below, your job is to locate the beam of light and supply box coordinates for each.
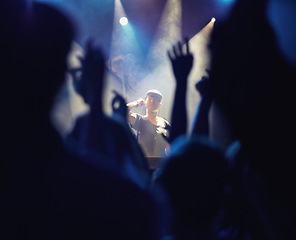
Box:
[147,0,182,63]
[140,16,215,127]
[187,18,216,132]
[141,1,215,127]
[105,0,143,114]
[138,0,182,122]
[110,0,141,59]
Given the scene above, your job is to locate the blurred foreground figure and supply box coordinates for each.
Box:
[209,0,296,238]
[155,135,228,240]
[65,41,150,188]
[0,2,163,240]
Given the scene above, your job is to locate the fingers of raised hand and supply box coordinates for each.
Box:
[167,49,174,61]
[112,90,126,111]
[84,39,105,62]
[178,42,183,56]
[173,44,180,57]
[169,41,182,59]
[167,42,181,61]
[168,37,191,60]
[185,37,190,55]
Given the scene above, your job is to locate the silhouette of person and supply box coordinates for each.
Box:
[0,2,163,239]
[208,0,296,239]
[154,135,229,240]
[65,41,150,187]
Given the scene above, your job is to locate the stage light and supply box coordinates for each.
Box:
[119,17,128,26]
[211,17,216,23]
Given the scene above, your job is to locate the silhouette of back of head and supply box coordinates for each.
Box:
[157,135,228,238]
[2,2,74,118]
[209,0,296,173]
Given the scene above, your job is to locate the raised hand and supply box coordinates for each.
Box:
[126,98,145,111]
[80,40,105,88]
[190,71,213,137]
[195,69,212,97]
[76,40,106,110]
[167,38,193,142]
[161,121,172,143]
[167,37,193,84]
[112,90,127,119]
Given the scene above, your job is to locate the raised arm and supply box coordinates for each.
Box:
[189,73,213,137]
[126,98,145,125]
[76,40,106,115]
[167,38,193,142]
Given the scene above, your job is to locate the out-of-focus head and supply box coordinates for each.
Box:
[208,0,296,168]
[158,135,228,228]
[26,2,75,92]
[2,2,75,116]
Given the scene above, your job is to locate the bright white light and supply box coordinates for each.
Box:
[211,17,216,23]
[119,17,128,26]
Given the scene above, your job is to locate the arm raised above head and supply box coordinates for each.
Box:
[189,74,213,137]
[168,38,193,142]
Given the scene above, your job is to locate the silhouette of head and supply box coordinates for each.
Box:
[3,2,75,116]
[158,135,228,229]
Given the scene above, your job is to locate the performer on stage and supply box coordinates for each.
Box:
[127,90,170,158]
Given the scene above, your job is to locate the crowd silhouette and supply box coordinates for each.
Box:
[1,0,295,239]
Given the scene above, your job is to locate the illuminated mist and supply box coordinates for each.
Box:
[40,0,215,136]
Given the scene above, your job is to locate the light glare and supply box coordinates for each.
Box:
[119,17,128,26]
